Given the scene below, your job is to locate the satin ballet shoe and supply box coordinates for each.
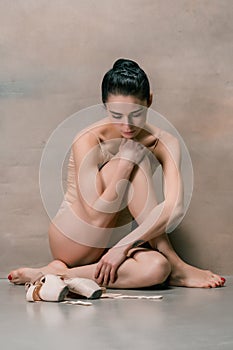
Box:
[63,277,103,299]
[26,274,69,302]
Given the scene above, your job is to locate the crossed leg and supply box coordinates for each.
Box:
[8,156,225,288]
[9,249,171,289]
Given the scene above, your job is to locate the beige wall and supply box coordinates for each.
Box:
[1,0,232,276]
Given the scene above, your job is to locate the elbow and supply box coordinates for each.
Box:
[173,203,185,222]
[165,203,185,233]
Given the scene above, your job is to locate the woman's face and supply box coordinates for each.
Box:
[106,94,150,139]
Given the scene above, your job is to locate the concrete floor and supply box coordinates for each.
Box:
[0,277,233,350]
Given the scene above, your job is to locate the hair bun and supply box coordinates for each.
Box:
[112,58,140,71]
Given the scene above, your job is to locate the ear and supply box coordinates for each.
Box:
[147,92,153,107]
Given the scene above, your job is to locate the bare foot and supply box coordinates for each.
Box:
[169,262,226,288]
[8,260,68,285]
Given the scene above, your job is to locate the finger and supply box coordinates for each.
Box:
[103,265,111,286]
[110,266,117,284]
[96,265,107,285]
[94,261,103,279]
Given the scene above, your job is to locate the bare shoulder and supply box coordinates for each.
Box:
[71,129,101,166]
[70,119,114,168]
[73,118,111,145]
[153,129,181,165]
[159,130,180,149]
[72,129,97,148]
[145,123,179,148]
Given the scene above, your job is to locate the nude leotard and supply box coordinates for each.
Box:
[52,131,160,247]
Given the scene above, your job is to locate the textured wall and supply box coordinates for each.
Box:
[1,0,232,276]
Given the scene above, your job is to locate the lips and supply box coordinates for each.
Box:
[122,130,135,135]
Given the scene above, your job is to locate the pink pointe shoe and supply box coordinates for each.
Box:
[63,277,103,299]
[26,274,69,302]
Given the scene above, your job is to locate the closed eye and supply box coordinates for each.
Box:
[111,113,123,119]
[131,112,143,118]
[129,108,145,118]
[110,108,145,119]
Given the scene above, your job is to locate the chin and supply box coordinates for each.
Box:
[121,131,136,138]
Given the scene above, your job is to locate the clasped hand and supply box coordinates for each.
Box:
[117,138,147,165]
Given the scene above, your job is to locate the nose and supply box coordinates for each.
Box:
[122,116,133,126]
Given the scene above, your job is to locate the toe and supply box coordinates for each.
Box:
[7,273,13,282]
[210,274,224,288]
[220,277,226,286]
[212,274,225,287]
[8,270,18,283]
[9,269,27,285]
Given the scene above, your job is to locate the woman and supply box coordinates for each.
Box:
[9,59,225,288]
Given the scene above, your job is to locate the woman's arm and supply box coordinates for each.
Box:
[95,132,184,284]
[116,132,184,249]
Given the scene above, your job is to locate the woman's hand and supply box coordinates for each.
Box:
[94,246,127,286]
[117,139,146,165]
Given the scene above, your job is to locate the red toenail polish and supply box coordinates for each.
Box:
[8,274,12,281]
[221,277,226,284]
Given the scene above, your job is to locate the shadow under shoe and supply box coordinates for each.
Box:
[63,277,103,299]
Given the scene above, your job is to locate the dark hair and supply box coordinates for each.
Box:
[101,58,150,104]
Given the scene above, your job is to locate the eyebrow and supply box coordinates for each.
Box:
[109,107,144,115]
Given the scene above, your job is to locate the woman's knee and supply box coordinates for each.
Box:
[138,251,171,285]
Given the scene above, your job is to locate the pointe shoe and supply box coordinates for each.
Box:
[63,277,103,299]
[26,274,69,302]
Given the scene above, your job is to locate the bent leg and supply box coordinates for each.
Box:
[64,248,171,289]
[9,157,225,288]
[125,158,225,288]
